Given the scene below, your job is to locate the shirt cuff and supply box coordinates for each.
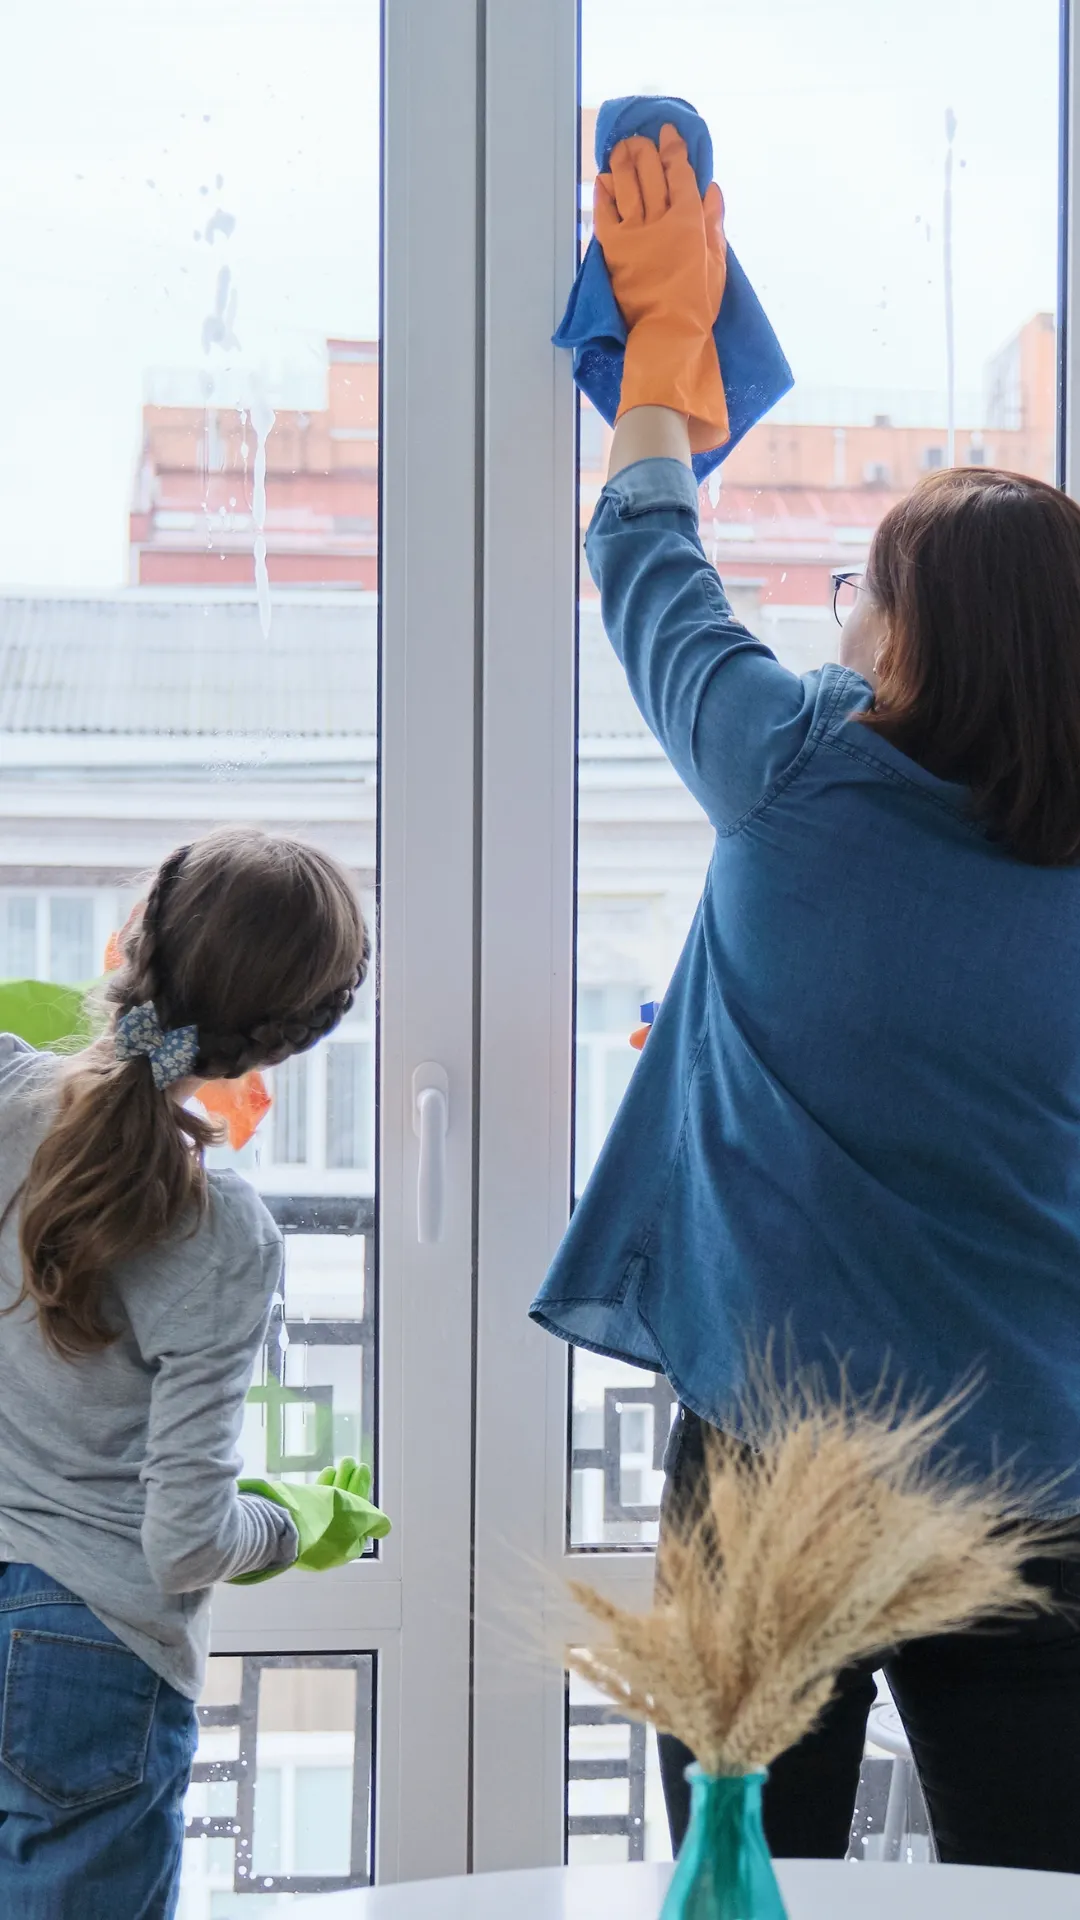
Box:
[601,457,700,522]
[245,1494,301,1573]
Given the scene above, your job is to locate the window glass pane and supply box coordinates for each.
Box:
[567,1671,669,1866]
[0,6,383,1896]
[183,1655,374,1899]
[0,898,37,979]
[271,1056,309,1167]
[603,1045,635,1124]
[566,1669,929,1865]
[293,1765,354,1877]
[573,0,1060,1552]
[251,1767,283,1878]
[326,1039,372,1171]
[239,1229,372,1490]
[574,981,646,1186]
[48,898,94,984]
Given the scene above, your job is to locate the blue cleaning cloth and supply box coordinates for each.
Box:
[553,95,793,482]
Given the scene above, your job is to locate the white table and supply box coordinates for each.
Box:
[289,1860,1080,1917]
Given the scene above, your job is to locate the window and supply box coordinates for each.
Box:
[326,1039,372,1171]
[0,891,111,985]
[293,1766,354,1877]
[0,898,36,979]
[231,1005,374,1191]
[48,897,95,985]
[575,981,644,1187]
[6,0,1071,1889]
[271,1057,309,1167]
[0,0,483,1893]
[183,1656,373,1901]
[578,397,608,466]
[562,0,1062,1869]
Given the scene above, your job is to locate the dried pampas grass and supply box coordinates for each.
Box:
[569,1365,1062,1778]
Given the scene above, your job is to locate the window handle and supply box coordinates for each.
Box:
[412,1063,449,1245]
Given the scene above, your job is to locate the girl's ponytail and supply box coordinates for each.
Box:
[12,827,367,1358]
[19,1049,216,1356]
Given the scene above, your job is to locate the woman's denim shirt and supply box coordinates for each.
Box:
[531,458,1080,1514]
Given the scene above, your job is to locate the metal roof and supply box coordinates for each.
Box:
[0,591,648,741]
[0,592,375,738]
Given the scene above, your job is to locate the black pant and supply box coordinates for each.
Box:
[657,1408,1080,1871]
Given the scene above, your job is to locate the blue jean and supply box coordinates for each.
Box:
[0,1561,198,1920]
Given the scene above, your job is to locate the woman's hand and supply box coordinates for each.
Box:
[593,124,729,454]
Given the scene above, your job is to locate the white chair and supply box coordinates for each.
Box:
[866,1689,938,1863]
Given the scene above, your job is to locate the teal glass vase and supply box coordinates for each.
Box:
[660,1768,788,1920]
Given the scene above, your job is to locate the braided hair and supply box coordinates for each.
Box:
[109,840,369,1081]
[15,827,369,1357]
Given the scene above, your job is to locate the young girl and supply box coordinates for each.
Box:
[0,826,371,1918]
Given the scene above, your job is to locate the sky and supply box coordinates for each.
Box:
[583,0,1060,402]
[0,0,1060,587]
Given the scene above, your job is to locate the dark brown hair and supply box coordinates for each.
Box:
[14,827,368,1357]
[861,466,1080,865]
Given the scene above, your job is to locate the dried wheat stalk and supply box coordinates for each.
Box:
[569,1367,1062,1777]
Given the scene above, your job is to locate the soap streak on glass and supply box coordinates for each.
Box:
[249,390,277,639]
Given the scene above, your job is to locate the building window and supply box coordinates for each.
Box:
[48,898,95,985]
[272,1056,310,1165]
[863,461,890,486]
[326,1041,371,1171]
[0,898,37,979]
[575,985,646,1190]
[923,446,945,470]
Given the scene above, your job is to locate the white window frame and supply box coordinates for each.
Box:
[210,0,481,1887]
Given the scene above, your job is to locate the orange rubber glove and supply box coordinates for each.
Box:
[593,124,729,455]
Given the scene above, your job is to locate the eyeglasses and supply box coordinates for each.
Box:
[831,570,865,626]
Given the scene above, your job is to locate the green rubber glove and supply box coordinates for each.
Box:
[230,1456,391,1585]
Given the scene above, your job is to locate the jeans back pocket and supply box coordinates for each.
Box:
[1,1629,160,1809]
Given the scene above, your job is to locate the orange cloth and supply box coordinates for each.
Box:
[103,910,271,1150]
[196,1072,272,1150]
[593,125,729,454]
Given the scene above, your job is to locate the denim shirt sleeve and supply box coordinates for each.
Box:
[585,458,823,829]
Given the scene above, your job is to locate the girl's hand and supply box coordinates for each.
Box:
[316,1456,374,1500]
[594,125,729,453]
[231,1458,390,1584]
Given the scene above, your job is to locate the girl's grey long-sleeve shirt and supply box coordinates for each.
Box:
[0,1036,298,1699]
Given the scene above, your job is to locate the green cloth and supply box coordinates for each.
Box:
[662,1769,787,1920]
[0,980,91,1052]
[230,1457,391,1585]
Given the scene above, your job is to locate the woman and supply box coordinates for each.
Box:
[0,827,378,1917]
[531,129,1080,1869]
